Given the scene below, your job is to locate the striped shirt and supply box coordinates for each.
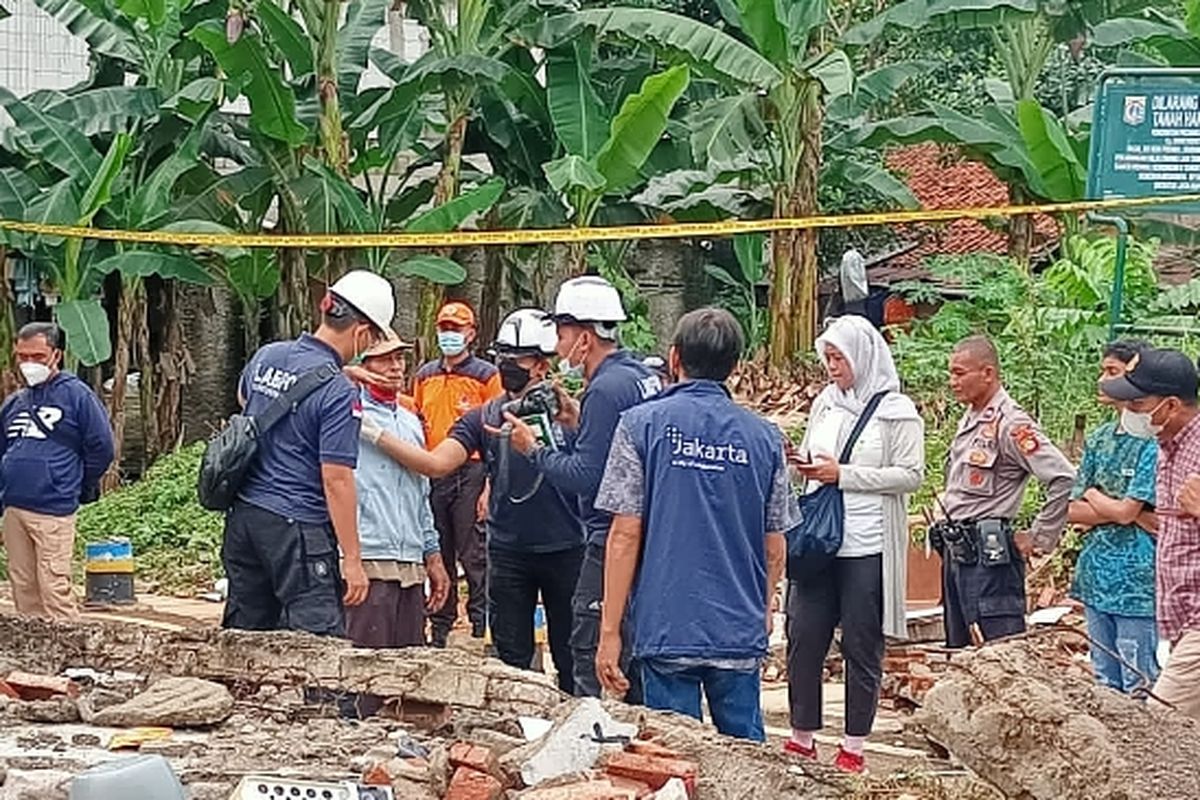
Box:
[1156,412,1200,643]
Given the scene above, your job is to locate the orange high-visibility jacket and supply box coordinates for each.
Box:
[412,354,503,452]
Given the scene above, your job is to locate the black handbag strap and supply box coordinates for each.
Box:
[253,362,341,433]
[837,390,888,465]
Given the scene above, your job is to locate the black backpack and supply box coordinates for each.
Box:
[197,363,340,511]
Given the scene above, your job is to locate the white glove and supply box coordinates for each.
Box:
[360,415,384,445]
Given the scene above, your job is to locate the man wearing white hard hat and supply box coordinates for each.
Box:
[221,270,394,637]
[502,276,661,699]
[368,309,585,692]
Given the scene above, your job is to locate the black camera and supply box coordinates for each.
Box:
[502,381,560,420]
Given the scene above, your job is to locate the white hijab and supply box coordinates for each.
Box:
[813,315,919,421]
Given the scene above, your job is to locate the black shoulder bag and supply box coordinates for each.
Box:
[197,363,340,511]
[786,391,889,569]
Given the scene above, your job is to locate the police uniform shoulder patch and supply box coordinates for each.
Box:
[1012,423,1040,454]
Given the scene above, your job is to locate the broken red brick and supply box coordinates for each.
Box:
[362,762,391,786]
[607,774,654,798]
[907,675,937,696]
[626,740,681,760]
[445,766,502,800]
[0,680,20,700]
[383,698,451,728]
[5,671,79,701]
[603,751,697,798]
[449,740,500,777]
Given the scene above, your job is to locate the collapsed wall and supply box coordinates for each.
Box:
[915,636,1200,800]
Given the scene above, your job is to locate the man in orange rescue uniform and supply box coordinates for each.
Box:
[414,301,503,646]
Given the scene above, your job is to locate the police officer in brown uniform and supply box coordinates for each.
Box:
[933,336,1075,647]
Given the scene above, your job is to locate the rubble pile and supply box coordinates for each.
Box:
[916,636,1200,800]
[0,613,865,800]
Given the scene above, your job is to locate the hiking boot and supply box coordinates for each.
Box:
[783,738,817,761]
[833,746,865,774]
[471,622,486,639]
[429,629,449,649]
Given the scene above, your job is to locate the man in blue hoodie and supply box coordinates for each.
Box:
[502,276,661,699]
[1,322,114,619]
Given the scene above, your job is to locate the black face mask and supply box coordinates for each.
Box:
[499,359,533,393]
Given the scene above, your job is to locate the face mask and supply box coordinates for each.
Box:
[19,362,51,387]
[438,331,467,357]
[1121,400,1168,439]
[558,332,587,380]
[498,360,533,394]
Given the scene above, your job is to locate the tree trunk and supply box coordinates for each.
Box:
[103,277,138,491]
[1008,185,1034,269]
[135,281,158,467]
[275,247,311,340]
[0,247,20,401]
[242,296,263,358]
[768,79,823,369]
[478,211,504,346]
[416,109,470,349]
[155,281,189,454]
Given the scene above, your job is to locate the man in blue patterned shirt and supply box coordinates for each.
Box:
[1068,340,1159,693]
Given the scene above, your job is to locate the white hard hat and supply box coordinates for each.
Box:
[328,270,395,333]
[495,308,557,355]
[551,276,627,326]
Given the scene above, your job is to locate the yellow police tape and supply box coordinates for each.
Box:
[0,192,1196,249]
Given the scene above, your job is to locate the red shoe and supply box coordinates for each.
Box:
[834,746,865,774]
[783,738,817,760]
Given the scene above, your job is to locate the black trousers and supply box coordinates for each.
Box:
[429,461,488,636]
[221,502,345,637]
[570,541,642,703]
[489,545,583,694]
[943,554,1026,648]
[787,554,884,737]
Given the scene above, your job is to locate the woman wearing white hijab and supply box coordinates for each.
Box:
[785,315,925,773]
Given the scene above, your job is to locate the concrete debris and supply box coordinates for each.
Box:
[0,614,562,716]
[518,698,638,788]
[4,696,81,724]
[916,637,1200,800]
[90,677,234,728]
[654,778,689,800]
[0,768,72,800]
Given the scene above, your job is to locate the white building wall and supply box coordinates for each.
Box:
[0,0,90,97]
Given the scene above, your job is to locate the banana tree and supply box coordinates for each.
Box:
[368,0,551,343]
[843,0,1159,261]
[536,3,922,364]
[541,54,692,273]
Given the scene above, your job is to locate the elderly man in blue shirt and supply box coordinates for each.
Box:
[348,334,450,648]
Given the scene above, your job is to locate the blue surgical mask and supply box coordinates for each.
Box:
[438,331,467,357]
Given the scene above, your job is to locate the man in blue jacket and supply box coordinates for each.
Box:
[1,322,114,619]
[346,333,450,649]
[594,308,796,741]
[502,276,661,699]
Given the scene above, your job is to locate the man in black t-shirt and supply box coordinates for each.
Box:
[375,309,584,691]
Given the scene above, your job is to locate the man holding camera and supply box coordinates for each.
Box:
[937,335,1074,647]
[502,276,662,699]
[377,309,584,692]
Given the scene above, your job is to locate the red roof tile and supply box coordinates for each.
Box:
[873,144,1061,282]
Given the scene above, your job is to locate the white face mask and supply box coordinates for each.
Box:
[19,362,51,387]
[558,331,587,380]
[1121,400,1168,439]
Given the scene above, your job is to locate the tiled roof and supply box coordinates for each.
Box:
[869,143,1061,283]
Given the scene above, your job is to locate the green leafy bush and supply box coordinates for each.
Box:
[77,442,223,592]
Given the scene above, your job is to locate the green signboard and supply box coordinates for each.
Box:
[1088,68,1200,206]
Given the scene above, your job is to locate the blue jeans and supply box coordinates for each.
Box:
[1084,606,1159,694]
[641,659,764,742]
